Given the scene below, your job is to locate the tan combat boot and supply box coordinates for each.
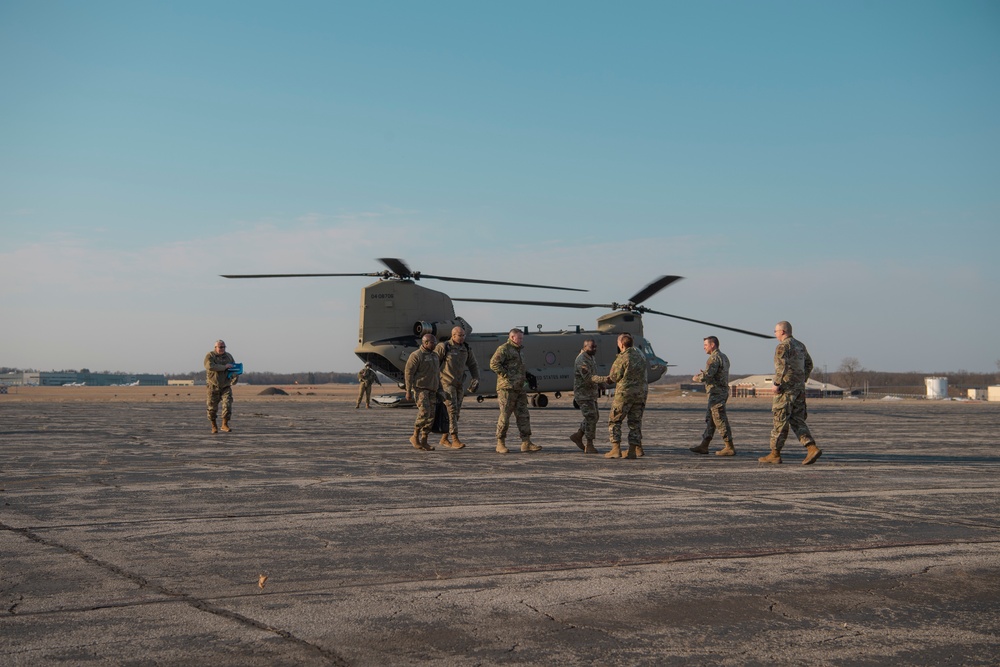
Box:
[635,444,644,457]
[439,432,452,447]
[419,431,434,451]
[569,429,585,451]
[220,418,232,433]
[450,432,466,449]
[604,443,622,459]
[690,438,710,455]
[210,419,218,434]
[584,439,599,454]
[803,443,823,465]
[758,450,782,464]
[716,441,736,457]
[410,427,422,450]
[624,444,638,459]
[496,439,509,454]
[521,440,542,453]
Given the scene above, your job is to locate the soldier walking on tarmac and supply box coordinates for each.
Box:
[204,339,238,433]
[356,362,381,409]
[760,321,823,465]
[405,334,440,451]
[592,332,648,459]
[434,326,480,449]
[569,339,603,454]
[690,336,736,456]
[490,328,541,454]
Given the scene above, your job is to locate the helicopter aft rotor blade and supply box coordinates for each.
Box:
[221,272,386,279]
[377,257,413,278]
[222,258,585,291]
[377,257,587,292]
[425,275,587,292]
[628,275,683,305]
[454,297,612,309]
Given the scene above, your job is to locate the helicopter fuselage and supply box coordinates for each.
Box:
[354,280,668,404]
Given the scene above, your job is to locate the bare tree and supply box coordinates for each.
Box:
[837,357,864,393]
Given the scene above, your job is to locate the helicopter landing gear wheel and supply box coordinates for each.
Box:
[476,395,485,403]
[535,394,549,408]
[554,391,561,399]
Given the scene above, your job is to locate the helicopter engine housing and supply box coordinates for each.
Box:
[413,317,473,338]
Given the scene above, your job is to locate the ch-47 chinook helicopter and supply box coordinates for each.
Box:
[222,258,770,407]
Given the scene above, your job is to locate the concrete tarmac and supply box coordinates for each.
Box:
[2,389,999,665]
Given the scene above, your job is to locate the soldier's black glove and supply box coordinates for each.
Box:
[525,372,538,390]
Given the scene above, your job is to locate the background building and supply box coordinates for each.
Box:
[0,371,167,386]
[729,375,844,398]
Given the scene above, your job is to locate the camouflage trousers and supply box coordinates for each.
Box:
[356,382,373,407]
[441,383,466,434]
[577,399,600,440]
[413,389,436,433]
[771,388,815,451]
[701,394,732,444]
[609,399,645,446]
[206,385,233,421]
[496,388,531,441]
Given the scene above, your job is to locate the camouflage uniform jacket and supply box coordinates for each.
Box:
[405,348,441,393]
[435,340,480,388]
[573,351,600,401]
[357,367,379,386]
[596,347,648,402]
[204,351,236,389]
[773,337,813,391]
[490,340,527,391]
[694,350,730,396]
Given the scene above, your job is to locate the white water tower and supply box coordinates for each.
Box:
[925,376,948,399]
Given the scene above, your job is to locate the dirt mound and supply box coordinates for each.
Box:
[258,387,289,396]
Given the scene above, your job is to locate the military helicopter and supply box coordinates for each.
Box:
[222,258,770,407]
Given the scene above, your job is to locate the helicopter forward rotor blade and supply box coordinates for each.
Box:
[454,297,611,309]
[641,309,772,339]
[628,275,683,305]
[456,297,771,339]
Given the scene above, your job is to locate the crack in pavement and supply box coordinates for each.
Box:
[0,521,351,666]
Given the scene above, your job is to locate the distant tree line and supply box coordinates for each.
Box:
[5,366,996,392]
[165,370,372,385]
[812,358,997,395]
[665,366,998,396]
[833,369,997,395]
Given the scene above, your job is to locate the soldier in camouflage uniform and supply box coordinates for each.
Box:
[434,326,480,449]
[592,333,648,459]
[204,339,238,433]
[761,321,823,465]
[569,339,602,454]
[404,334,440,451]
[489,329,541,454]
[690,336,736,456]
[355,362,381,409]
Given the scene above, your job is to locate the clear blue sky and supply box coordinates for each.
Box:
[2,1,998,376]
